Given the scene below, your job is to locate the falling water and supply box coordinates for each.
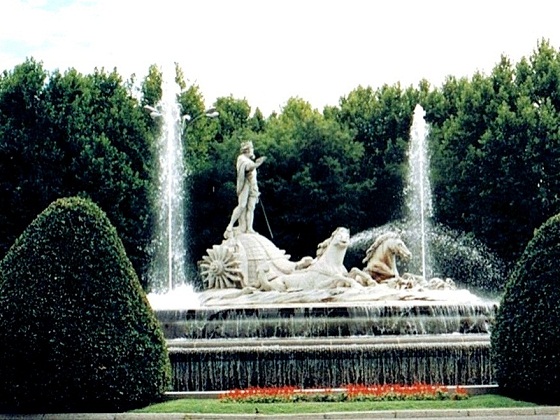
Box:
[148,71,187,292]
[168,338,494,391]
[157,304,495,340]
[406,104,432,280]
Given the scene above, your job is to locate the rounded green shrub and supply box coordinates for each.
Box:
[0,196,171,413]
[491,212,560,404]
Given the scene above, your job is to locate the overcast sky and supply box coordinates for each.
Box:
[3,0,560,116]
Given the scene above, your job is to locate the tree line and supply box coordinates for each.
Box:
[1,39,559,291]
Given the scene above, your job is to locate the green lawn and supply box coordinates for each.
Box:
[131,394,537,415]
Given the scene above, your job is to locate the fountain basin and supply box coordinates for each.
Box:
[167,334,493,391]
[156,301,497,391]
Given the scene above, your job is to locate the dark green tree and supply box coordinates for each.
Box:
[141,64,163,111]
[429,40,560,266]
[0,59,155,286]
[337,83,419,228]
[491,212,560,404]
[213,95,252,142]
[0,59,54,258]
[256,98,365,258]
[429,73,495,234]
[179,82,220,173]
[249,107,267,133]
[0,196,170,413]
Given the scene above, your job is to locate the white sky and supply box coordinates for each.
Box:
[2,0,560,116]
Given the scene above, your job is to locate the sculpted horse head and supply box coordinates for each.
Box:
[316,227,350,266]
[362,232,411,282]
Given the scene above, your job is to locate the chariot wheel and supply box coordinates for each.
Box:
[199,244,243,289]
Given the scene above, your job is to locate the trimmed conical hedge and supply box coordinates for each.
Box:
[0,196,170,413]
[491,212,560,404]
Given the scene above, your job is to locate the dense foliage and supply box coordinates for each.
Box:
[0,59,156,287]
[257,98,368,257]
[491,212,560,404]
[0,197,171,413]
[428,40,560,263]
[2,39,560,291]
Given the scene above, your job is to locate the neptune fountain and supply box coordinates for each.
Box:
[149,103,499,392]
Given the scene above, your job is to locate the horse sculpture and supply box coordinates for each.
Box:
[199,228,458,307]
[257,227,366,292]
[362,232,412,283]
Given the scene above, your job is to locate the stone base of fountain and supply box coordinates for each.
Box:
[168,334,492,391]
[156,301,497,391]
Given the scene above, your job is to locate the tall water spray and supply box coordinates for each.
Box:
[405,104,432,280]
[349,104,505,292]
[148,72,188,292]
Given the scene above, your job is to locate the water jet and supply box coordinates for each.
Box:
[146,70,188,293]
[146,70,219,293]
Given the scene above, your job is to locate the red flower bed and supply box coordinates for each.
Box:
[220,383,468,403]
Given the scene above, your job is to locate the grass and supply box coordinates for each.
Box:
[131,394,537,415]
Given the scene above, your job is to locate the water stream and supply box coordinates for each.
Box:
[406,104,432,279]
[147,70,188,292]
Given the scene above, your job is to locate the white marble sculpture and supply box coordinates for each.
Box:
[197,141,470,306]
[224,141,266,238]
[362,232,411,282]
[257,227,373,292]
